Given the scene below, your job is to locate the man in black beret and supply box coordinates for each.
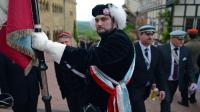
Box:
[32,3,134,112]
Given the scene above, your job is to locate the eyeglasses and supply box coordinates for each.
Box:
[144,32,155,36]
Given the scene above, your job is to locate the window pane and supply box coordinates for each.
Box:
[186,0,194,4]
[198,6,200,16]
[174,6,185,16]
[179,0,186,4]
[186,6,196,16]
[196,0,200,4]
[173,17,184,26]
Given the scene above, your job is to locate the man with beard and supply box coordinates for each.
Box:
[32,3,134,112]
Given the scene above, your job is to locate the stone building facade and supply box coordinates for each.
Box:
[38,0,76,41]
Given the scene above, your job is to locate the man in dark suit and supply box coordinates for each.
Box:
[0,52,40,112]
[158,30,196,112]
[128,24,166,112]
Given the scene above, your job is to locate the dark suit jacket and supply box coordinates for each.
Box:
[128,42,166,91]
[158,43,194,91]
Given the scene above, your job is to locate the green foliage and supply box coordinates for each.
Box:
[124,22,135,31]
[160,31,170,43]
[123,22,135,41]
[173,0,179,5]
[77,21,99,42]
[77,21,92,32]
[73,20,78,43]
[159,9,172,43]
[78,31,99,42]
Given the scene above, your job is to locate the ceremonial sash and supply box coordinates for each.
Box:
[64,62,86,78]
[90,47,136,112]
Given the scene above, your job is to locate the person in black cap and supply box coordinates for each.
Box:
[158,30,196,112]
[128,24,166,112]
[32,3,134,112]
[184,28,200,104]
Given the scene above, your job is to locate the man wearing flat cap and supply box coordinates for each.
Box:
[158,30,196,112]
[184,28,200,104]
[32,3,134,112]
[128,24,165,112]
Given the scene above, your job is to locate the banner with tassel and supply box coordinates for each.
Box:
[0,0,35,75]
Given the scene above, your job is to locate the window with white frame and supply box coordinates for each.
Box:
[186,6,196,16]
[196,0,200,4]
[174,5,185,16]
[179,0,186,4]
[186,0,194,4]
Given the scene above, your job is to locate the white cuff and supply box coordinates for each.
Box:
[46,41,66,63]
[189,83,197,91]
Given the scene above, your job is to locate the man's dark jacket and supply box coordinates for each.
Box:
[60,28,134,111]
[127,42,166,105]
[54,62,89,112]
[158,43,194,91]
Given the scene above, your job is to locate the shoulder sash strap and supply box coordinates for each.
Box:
[90,46,136,112]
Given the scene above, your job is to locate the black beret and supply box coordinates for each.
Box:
[92,4,110,17]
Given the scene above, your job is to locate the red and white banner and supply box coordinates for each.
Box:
[0,0,35,75]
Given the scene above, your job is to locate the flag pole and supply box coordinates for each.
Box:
[31,0,52,112]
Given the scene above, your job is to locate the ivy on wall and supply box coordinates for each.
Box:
[159,9,172,43]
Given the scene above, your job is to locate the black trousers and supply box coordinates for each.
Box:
[129,87,146,112]
[161,81,178,112]
[66,92,88,112]
[8,68,40,112]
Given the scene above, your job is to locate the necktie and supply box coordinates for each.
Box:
[145,48,149,60]
[144,48,149,69]
[172,47,178,80]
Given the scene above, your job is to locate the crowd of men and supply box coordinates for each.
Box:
[0,3,200,112]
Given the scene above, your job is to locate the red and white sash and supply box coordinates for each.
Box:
[90,47,136,112]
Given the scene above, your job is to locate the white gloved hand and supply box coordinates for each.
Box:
[32,31,66,63]
[32,32,49,51]
[189,83,197,91]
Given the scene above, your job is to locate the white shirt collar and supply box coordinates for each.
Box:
[139,41,151,51]
[170,42,179,50]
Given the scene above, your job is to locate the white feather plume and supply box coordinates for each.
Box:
[109,4,127,30]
